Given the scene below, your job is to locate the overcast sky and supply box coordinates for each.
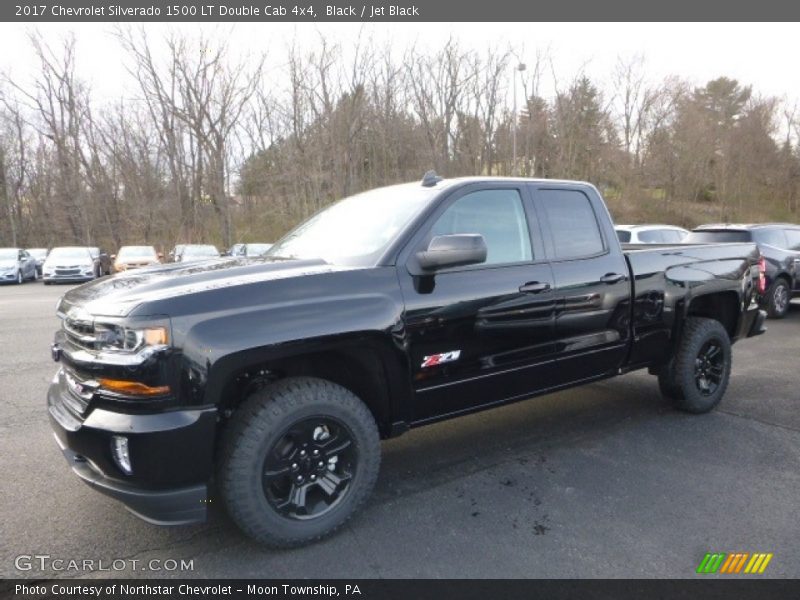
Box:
[0,22,798,106]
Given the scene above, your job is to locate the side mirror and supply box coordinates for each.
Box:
[157,253,164,259]
[416,234,487,271]
[111,254,117,260]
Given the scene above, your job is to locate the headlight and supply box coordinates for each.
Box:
[94,323,169,353]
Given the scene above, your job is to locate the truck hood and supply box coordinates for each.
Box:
[58,257,351,318]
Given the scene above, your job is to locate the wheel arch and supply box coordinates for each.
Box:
[207,337,411,439]
[684,291,740,340]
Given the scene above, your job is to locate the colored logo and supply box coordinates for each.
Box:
[696,552,773,574]
[421,350,461,368]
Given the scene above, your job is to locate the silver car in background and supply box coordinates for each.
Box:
[42,246,97,285]
[25,248,49,278]
[0,248,38,284]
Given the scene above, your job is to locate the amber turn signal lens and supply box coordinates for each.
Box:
[143,327,169,346]
[99,379,170,396]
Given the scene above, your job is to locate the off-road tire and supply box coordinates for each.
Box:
[661,317,731,414]
[218,377,380,547]
[657,359,683,401]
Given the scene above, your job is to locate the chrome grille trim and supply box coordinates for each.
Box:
[63,317,98,350]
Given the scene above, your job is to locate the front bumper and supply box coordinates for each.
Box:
[53,433,208,525]
[43,273,94,283]
[48,373,217,525]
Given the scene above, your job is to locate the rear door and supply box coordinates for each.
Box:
[399,183,559,422]
[530,185,632,383]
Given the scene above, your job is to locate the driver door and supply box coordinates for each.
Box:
[398,184,558,423]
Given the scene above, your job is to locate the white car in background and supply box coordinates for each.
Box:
[176,244,221,263]
[42,246,97,284]
[615,224,690,244]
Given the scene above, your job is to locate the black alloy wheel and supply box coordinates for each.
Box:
[694,340,725,396]
[261,417,357,520]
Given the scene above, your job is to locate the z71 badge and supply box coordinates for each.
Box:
[421,350,461,368]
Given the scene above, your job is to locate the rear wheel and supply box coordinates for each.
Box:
[766,278,790,319]
[658,317,731,414]
[219,377,380,547]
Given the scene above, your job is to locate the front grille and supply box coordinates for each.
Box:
[55,265,81,275]
[49,369,95,428]
[63,316,98,351]
[62,370,94,416]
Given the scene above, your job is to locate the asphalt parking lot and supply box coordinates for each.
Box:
[0,281,798,579]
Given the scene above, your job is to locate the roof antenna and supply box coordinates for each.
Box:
[421,170,443,187]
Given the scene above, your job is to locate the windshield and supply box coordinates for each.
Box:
[27,249,48,259]
[265,184,436,265]
[684,230,752,243]
[48,247,92,260]
[0,249,19,260]
[182,245,219,257]
[118,246,156,259]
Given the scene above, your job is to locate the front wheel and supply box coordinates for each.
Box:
[15,270,23,285]
[219,377,380,547]
[659,317,732,414]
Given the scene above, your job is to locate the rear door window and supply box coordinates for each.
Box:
[536,189,605,259]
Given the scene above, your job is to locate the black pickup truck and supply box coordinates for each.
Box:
[48,174,767,547]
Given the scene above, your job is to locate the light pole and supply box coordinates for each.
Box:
[512,62,526,176]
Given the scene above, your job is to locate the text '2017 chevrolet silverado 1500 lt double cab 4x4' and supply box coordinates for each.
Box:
[48,174,767,547]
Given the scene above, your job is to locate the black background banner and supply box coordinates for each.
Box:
[4,0,800,22]
[3,580,800,600]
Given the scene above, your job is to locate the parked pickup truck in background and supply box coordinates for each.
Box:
[48,174,767,547]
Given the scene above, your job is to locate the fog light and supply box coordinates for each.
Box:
[111,435,132,475]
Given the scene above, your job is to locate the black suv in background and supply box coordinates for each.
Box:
[685,224,800,318]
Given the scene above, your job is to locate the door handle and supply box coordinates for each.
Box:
[519,281,551,294]
[600,272,626,284]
